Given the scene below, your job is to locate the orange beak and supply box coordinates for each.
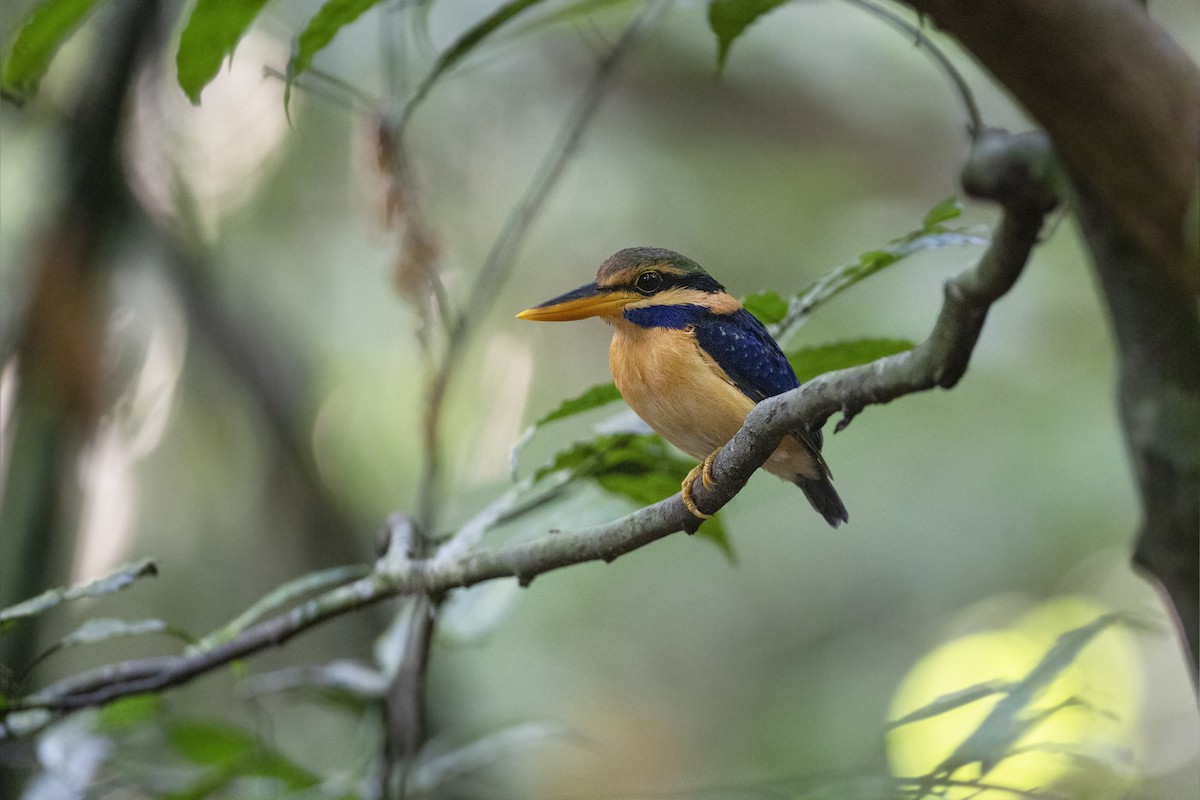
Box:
[517,282,637,321]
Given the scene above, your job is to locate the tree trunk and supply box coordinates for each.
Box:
[903,0,1200,686]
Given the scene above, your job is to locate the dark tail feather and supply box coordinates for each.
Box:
[795,475,848,529]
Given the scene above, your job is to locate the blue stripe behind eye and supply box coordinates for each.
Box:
[622,304,709,330]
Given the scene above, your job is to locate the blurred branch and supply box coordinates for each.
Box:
[3,128,1059,720]
[1,1,159,791]
[190,564,371,653]
[894,776,1068,799]
[414,2,666,536]
[842,0,983,138]
[380,8,665,786]
[383,595,435,797]
[263,65,380,117]
[1077,187,1200,688]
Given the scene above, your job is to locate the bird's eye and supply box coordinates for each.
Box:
[634,271,663,294]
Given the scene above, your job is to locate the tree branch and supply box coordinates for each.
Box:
[898,0,1200,687]
[1076,187,1200,686]
[3,129,1059,721]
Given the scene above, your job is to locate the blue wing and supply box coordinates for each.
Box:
[692,309,798,402]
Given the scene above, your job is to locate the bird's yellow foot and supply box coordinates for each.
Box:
[680,450,720,520]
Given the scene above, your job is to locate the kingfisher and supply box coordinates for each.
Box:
[517,247,848,528]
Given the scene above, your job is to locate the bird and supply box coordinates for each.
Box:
[517,247,847,528]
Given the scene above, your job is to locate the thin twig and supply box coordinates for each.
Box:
[262,65,380,117]
[894,775,1067,799]
[462,3,668,331]
[436,471,572,564]
[190,564,371,654]
[414,2,667,537]
[382,7,668,782]
[843,0,984,139]
[377,119,456,343]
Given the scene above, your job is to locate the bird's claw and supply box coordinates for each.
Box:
[699,450,718,489]
[681,451,720,520]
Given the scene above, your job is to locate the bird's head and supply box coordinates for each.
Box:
[517,247,738,322]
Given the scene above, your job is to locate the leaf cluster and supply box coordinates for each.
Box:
[888,614,1137,796]
[4,0,909,109]
[1,560,165,735]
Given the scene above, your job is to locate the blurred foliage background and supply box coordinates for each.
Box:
[1,0,1198,797]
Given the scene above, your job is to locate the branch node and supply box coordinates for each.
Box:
[680,510,703,535]
[835,404,863,433]
[943,274,972,306]
[961,130,1062,214]
[378,513,418,559]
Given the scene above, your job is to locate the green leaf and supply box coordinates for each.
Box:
[534,382,623,427]
[168,719,258,766]
[406,0,549,119]
[0,0,102,103]
[161,774,233,800]
[799,230,986,316]
[0,558,158,633]
[68,557,158,597]
[286,0,381,110]
[176,0,272,105]
[707,0,788,72]
[886,680,1012,731]
[167,719,320,790]
[510,382,623,476]
[0,709,53,737]
[411,722,568,795]
[922,194,963,229]
[54,617,169,648]
[771,195,988,338]
[439,580,522,645]
[30,617,176,670]
[536,434,734,559]
[532,432,642,483]
[742,289,788,325]
[787,337,914,383]
[999,614,1123,710]
[373,600,416,680]
[600,469,733,558]
[191,564,368,654]
[242,750,322,789]
[244,660,389,702]
[939,614,1124,777]
[96,695,161,731]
